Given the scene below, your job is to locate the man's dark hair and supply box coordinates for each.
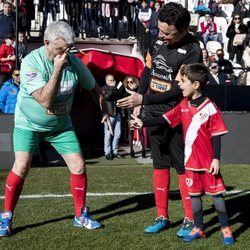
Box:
[158,2,191,31]
[180,63,209,90]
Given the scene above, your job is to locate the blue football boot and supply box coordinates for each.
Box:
[144,216,170,234]
[177,217,194,238]
[74,207,102,229]
[0,211,12,237]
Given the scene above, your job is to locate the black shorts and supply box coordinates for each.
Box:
[146,112,185,174]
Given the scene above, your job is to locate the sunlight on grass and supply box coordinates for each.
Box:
[0,164,249,249]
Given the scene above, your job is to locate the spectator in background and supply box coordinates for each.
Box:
[0,67,20,113]
[208,61,232,85]
[146,1,161,46]
[126,0,139,40]
[216,49,238,85]
[39,0,60,35]
[208,0,223,17]
[232,0,249,19]
[102,74,123,160]
[226,14,247,64]
[202,48,212,67]
[200,13,222,46]
[13,31,27,63]
[138,0,152,30]
[123,75,146,158]
[100,0,113,40]
[193,0,211,16]
[21,0,35,39]
[0,33,16,82]
[216,48,233,74]
[0,1,15,43]
[238,40,250,85]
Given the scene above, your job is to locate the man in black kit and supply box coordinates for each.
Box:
[117,2,202,237]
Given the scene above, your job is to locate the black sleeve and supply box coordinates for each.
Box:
[138,66,150,94]
[143,116,167,127]
[142,81,182,105]
[212,135,221,160]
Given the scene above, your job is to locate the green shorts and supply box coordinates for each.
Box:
[13,127,82,155]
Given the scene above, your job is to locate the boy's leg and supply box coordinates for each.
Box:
[213,195,229,228]
[213,195,234,245]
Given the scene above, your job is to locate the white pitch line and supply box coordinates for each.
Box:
[0,190,249,199]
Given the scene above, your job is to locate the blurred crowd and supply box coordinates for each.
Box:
[0,0,249,113]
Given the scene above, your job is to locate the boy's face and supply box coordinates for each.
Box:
[178,75,197,98]
[5,38,14,46]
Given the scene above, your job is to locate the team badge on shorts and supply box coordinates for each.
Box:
[186,178,193,187]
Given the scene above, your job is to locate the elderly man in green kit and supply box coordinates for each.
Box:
[0,21,112,237]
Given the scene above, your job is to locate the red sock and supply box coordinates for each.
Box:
[178,173,193,220]
[5,171,25,212]
[70,173,87,217]
[153,169,170,218]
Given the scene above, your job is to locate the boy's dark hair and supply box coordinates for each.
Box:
[180,63,209,90]
[158,2,190,30]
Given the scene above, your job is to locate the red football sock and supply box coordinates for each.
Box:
[153,169,170,218]
[178,173,193,220]
[70,173,87,217]
[5,171,25,212]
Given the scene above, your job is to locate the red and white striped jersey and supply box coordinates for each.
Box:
[163,97,228,171]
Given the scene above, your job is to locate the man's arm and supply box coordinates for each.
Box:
[31,53,67,108]
[117,80,182,108]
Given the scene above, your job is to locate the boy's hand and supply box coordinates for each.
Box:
[130,114,143,129]
[209,159,220,175]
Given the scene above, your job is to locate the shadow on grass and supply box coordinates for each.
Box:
[11,188,249,238]
[91,192,191,228]
[11,215,74,236]
[203,191,250,240]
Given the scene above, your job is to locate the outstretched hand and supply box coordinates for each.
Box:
[130,114,143,129]
[116,88,143,108]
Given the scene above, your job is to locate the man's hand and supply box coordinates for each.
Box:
[101,113,113,136]
[116,88,143,108]
[54,53,68,71]
[130,114,143,129]
[209,159,220,175]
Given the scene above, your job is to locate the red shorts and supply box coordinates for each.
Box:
[185,170,226,196]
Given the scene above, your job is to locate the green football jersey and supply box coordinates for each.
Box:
[15,46,95,132]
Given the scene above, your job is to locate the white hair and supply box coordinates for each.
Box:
[44,21,75,45]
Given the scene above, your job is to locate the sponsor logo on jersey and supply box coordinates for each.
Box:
[153,55,173,74]
[150,78,172,93]
[26,70,38,79]
[181,108,189,112]
[46,104,69,115]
